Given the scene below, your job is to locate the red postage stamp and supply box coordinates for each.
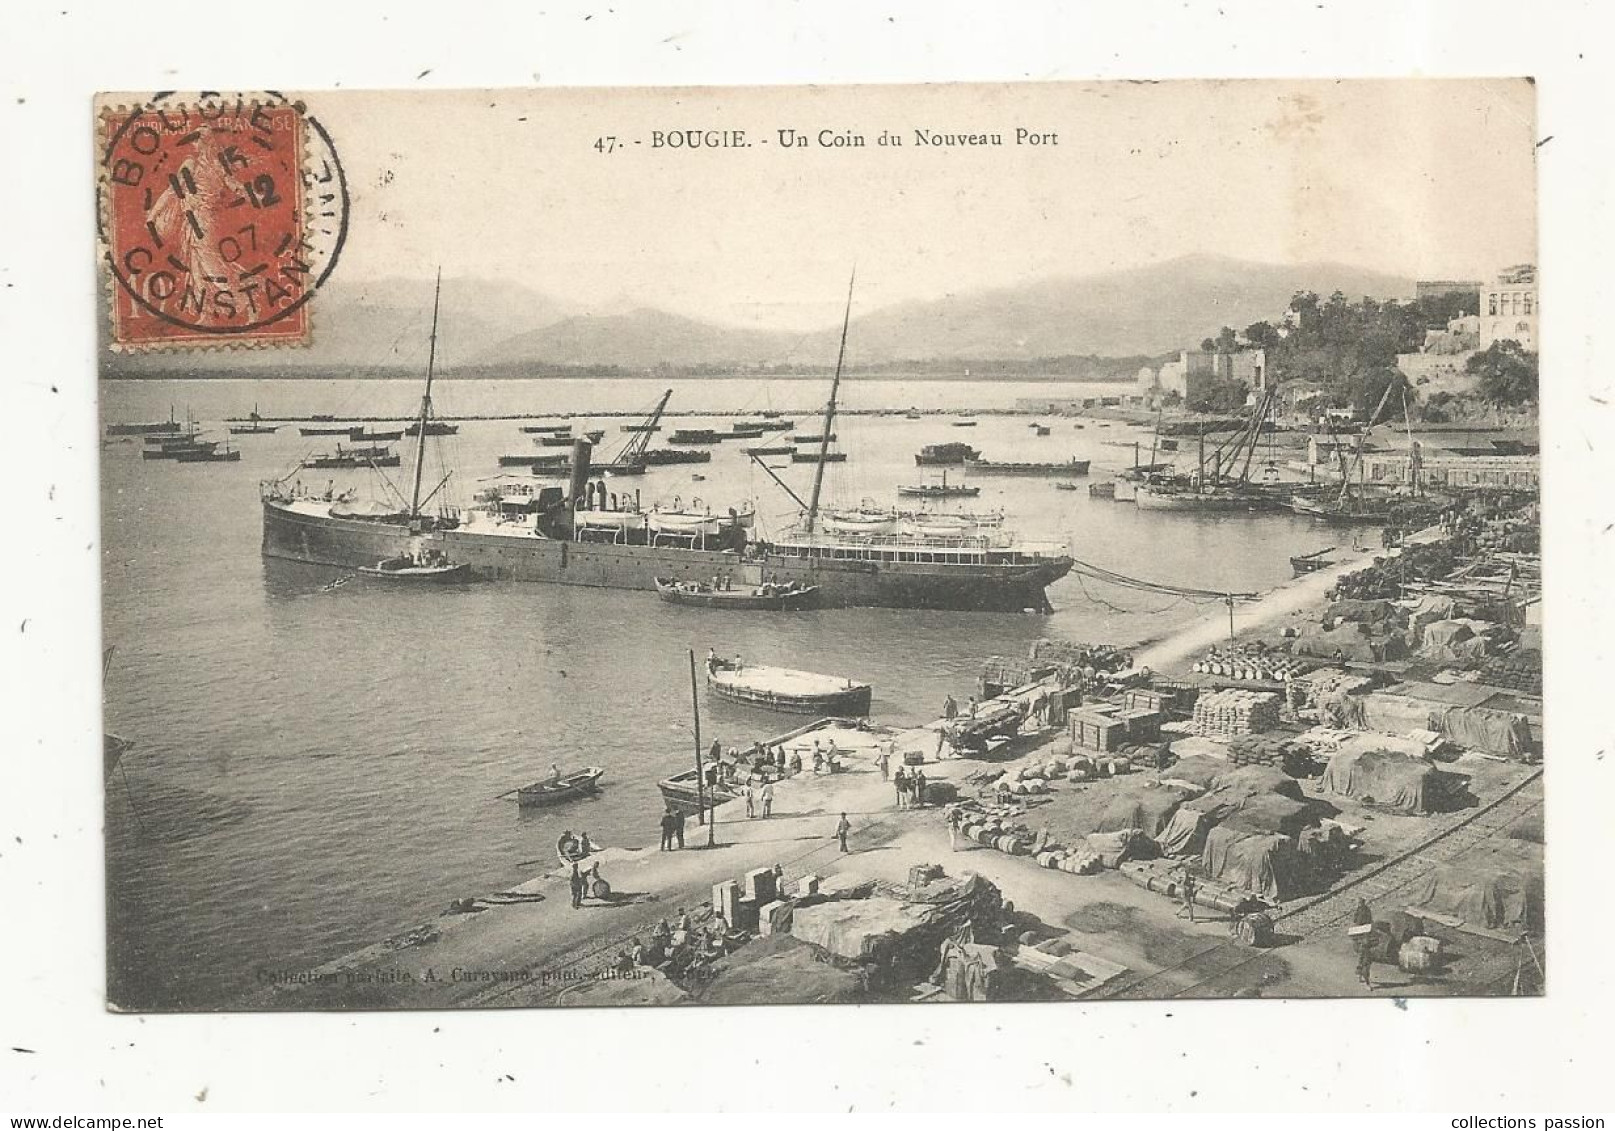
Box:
[96,92,348,351]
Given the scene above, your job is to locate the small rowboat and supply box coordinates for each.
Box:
[358,556,471,582]
[1054,482,1081,492]
[518,766,605,807]
[655,577,820,611]
[1289,546,1339,576]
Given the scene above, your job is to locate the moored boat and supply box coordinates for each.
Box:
[915,442,980,466]
[357,553,471,581]
[1134,481,1284,512]
[1289,546,1339,576]
[229,408,279,435]
[351,427,405,442]
[303,446,401,469]
[517,766,605,807]
[641,448,712,465]
[790,450,847,463]
[174,445,242,463]
[963,457,1091,477]
[656,766,741,818]
[743,444,795,457]
[261,278,1074,614]
[896,469,979,499]
[655,577,820,610]
[706,657,872,716]
[1289,493,1392,524]
[668,428,721,444]
[108,415,182,437]
[405,420,458,437]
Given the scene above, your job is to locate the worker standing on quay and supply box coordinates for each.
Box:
[760,780,774,818]
[877,745,891,780]
[659,808,676,851]
[943,694,958,721]
[569,863,585,910]
[1176,867,1198,923]
[835,812,851,853]
[893,767,908,809]
[674,808,686,849]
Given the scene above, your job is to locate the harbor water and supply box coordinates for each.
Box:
[102,376,1339,1008]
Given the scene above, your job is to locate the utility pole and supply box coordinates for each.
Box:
[688,649,715,846]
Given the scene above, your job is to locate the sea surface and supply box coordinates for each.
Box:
[101,376,1337,1009]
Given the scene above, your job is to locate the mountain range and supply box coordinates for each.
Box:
[101,254,1412,377]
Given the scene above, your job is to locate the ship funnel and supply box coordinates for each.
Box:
[569,438,593,507]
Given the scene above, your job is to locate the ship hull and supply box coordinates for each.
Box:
[263,500,1070,612]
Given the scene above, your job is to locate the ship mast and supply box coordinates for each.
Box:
[409,269,443,519]
[805,269,855,535]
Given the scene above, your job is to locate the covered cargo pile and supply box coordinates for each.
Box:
[1417,619,1495,664]
[1190,688,1282,737]
[789,870,1003,987]
[1200,825,1305,902]
[1046,778,1197,841]
[695,934,864,1005]
[1154,764,1313,856]
[1211,765,1305,802]
[1289,667,1380,724]
[1226,733,1314,773]
[1219,791,1316,838]
[1440,701,1534,760]
[1342,687,1533,759]
[1156,754,1227,791]
[1293,621,1408,663]
[928,938,1012,1002]
[1153,804,1219,857]
[1324,597,1403,628]
[1318,748,1441,815]
[1410,839,1543,933]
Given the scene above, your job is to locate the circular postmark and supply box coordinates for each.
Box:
[97,90,349,346]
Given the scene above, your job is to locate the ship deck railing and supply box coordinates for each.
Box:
[771,530,1069,563]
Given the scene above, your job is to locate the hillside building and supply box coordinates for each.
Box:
[1479,264,1537,350]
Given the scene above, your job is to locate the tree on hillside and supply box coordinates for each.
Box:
[1341,367,1413,423]
[1417,290,1478,326]
[1466,340,1539,406]
[1187,379,1249,414]
[1244,321,1282,350]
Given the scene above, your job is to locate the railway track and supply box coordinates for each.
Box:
[1105,768,1543,1000]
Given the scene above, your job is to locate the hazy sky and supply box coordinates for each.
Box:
[311,79,1537,330]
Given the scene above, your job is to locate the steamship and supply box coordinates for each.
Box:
[260,276,1073,613]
